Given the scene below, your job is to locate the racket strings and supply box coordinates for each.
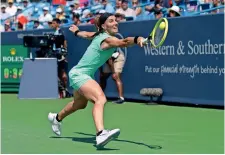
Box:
[154,27,164,45]
[154,25,165,46]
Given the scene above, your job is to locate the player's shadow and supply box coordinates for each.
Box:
[50,132,162,150]
[74,132,162,150]
[49,135,119,151]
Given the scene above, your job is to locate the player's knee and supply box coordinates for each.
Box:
[96,93,107,105]
[79,103,87,109]
[71,100,87,110]
[71,101,78,111]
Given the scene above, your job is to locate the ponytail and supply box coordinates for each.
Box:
[91,13,113,39]
[91,27,104,38]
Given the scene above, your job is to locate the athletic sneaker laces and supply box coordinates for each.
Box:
[96,129,120,147]
[48,113,61,136]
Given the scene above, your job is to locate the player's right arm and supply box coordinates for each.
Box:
[69,25,95,40]
[101,36,145,50]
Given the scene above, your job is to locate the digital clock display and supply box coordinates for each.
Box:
[3,67,23,80]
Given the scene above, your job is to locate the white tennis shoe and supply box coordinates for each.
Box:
[96,129,120,148]
[48,112,61,136]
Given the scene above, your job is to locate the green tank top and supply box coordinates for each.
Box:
[71,32,116,77]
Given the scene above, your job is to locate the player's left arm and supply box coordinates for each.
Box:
[69,25,95,40]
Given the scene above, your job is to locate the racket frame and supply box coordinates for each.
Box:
[144,18,169,48]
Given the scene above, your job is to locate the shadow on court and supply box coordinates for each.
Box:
[50,135,119,151]
[50,132,162,150]
[75,132,162,150]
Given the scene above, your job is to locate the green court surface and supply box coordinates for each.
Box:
[1,94,224,154]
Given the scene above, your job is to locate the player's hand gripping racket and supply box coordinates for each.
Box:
[142,18,168,48]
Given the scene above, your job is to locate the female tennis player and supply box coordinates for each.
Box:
[48,13,146,148]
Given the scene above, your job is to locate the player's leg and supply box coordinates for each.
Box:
[57,91,88,120]
[112,53,125,103]
[78,79,120,147]
[48,91,88,136]
[79,79,107,132]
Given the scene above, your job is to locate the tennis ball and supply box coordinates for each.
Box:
[159,22,166,30]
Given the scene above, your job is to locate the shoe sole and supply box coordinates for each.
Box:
[96,130,120,149]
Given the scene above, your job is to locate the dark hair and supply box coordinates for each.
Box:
[153,8,162,15]
[122,0,128,3]
[92,13,113,38]
[115,13,124,18]
[34,20,40,24]
[73,13,80,19]
[52,18,61,24]
[169,10,180,17]
[18,22,23,28]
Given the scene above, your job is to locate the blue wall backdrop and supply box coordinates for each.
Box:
[1,14,224,105]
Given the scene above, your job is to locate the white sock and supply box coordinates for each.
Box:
[120,97,124,100]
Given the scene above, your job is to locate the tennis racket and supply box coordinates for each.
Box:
[142,18,168,48]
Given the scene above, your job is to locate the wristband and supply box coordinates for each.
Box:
[74,30,80,36]
[134,36,140,44]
